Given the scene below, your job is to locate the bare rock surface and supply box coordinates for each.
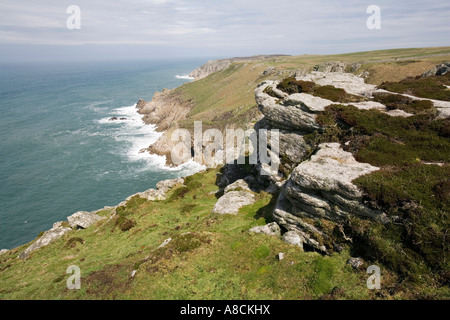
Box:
[67,211,106,229]
[18,222,72,259]
[156,178,185,193]
[212,191,255,215]
[285,143,383,222]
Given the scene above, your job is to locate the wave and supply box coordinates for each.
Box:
[96,104,204,176]
[175,75,195,80]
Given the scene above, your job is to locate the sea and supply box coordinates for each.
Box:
[0,58,207,249]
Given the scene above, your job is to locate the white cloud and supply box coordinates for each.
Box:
[0,0,448,55]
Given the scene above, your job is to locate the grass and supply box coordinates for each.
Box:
[0,168,376,300]
[378,73,450,101]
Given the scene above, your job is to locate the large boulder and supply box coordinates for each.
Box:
[255,81,322,132]
[67,211,106,229]
[18,222,72,259]
[212,191,255,215]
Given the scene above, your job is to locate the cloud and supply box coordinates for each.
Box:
[0,0,449,57]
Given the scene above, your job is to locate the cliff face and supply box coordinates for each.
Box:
[137,89,193,132]
[135,89,194,164]
[188,59,232,80]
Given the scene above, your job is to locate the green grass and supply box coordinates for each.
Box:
[378,73,450,101]
[0,168,374,300]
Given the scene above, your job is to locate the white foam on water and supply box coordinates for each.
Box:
[83,100,114,113]
[97,103,205,175]
[175,75,195,80]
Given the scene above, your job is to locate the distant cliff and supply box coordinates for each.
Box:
[188,55,291,80]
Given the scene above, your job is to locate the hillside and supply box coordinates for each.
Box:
[0,47,449,300]
[138,47,450,164]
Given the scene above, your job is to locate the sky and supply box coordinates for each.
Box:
[0,0,449,61]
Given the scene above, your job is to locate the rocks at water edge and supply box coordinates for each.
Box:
[0,249,9,256]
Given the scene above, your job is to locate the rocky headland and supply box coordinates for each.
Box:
[2,49,449,300]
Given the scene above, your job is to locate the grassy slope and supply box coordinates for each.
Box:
[0,169,372,300]
[1,47,450,300]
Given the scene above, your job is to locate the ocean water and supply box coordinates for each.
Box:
[0,59,207,249]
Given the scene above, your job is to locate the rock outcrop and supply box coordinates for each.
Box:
[67,211,106,229]
[422,62,450,77]
[18,222,72,259]
[156,178,185,193]
[212,191,255,215]
[212,178,256,215]
[137,89,193,132]
[285,143,382,221]
[250,71,398,253]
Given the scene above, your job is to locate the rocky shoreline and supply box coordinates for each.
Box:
[3,58,448,271]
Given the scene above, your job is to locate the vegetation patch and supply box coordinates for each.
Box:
[83,263,133,298]
[372,92,435,114]
[65,237,84,249]
[116,195,147,217]
[277,77,366,103]
[181,203,197,214]
[115,216,136,232]
[166,186,189,203]
[314,101,449,289]
[378,73,450,101]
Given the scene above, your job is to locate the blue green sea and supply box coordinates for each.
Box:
[0,59,207,249]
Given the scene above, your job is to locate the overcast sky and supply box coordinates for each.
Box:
[0,0,449,61]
